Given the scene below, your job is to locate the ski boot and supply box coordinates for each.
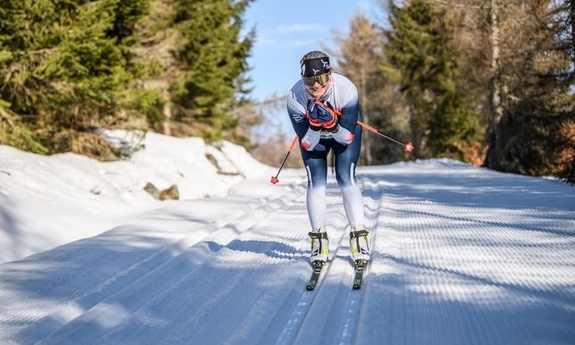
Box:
[349,226,370,262]
[308,228,329,263]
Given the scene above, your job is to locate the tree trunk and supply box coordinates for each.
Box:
[359,67,373,165]
[486,0,504,167]
[162,90,171,136]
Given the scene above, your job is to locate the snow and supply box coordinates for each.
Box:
[1,132,574,345]
[0,132,268,263]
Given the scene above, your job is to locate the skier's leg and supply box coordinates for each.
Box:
[333,127,364,228]
[301,144,329,262]
[333,127,371,261]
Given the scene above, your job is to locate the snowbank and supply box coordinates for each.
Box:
[0,131,274,263]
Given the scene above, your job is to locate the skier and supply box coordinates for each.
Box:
[286,50,370,264]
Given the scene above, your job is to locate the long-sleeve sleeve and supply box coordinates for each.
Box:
[286,86,310,141]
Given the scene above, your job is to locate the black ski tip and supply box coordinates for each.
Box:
[352,259,368,289]
[306,260,325,291]
[352,277,363,290]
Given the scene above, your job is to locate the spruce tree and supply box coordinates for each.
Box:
[0,0,152,156]
[171,0,255,141]
[334,13,409,165]
[384,0,482,161]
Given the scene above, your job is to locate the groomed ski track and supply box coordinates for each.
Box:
[1,160,574,345]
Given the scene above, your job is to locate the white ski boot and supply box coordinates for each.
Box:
[308,228,329,262]
[349,226,370,262]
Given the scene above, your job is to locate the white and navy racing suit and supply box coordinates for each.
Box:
[286,72,364,230]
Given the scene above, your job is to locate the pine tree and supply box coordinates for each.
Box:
[384,0,482,161]
[0,0,47,152]
[170,0,255,141]
[0,0,152,156]
[333,13,410,165]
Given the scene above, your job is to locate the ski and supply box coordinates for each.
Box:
[352,260,367,290]
[306,261,325,291]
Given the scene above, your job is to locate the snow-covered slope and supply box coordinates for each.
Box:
[0,147,574,344]
[0,132,274,263]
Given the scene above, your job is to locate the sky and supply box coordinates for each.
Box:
[244,1,380,131]
[1,132,574,344]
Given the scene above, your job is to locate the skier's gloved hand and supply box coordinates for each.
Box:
[331,125,355,145]
[307,100,337,131]
[301,126,321,151]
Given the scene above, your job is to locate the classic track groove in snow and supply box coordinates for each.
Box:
[1,160,574,345]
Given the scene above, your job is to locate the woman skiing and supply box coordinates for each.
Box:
[286,50,370,264]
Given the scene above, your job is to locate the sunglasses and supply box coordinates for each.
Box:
[302,73,330,86]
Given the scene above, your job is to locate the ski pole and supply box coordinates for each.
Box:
[270,135,298,185]
[357,121,414,153]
